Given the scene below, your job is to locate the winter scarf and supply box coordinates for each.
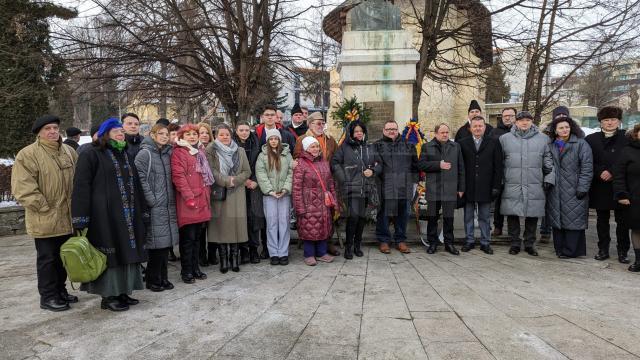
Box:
[554,139,567,153]
[109,139,126,152]
[602,128,617,138]
[106,147,137,249]
[176,138,215,186]
[214,139,240,176]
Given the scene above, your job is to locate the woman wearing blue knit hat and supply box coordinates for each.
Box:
[71,117,148,311]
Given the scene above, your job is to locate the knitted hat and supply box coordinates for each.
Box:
[302,136,319,151]
[597,106,623,121]
[97,117,123,138]
[290,103,303,115]
[552,106,570,120]
[65,127,82,137]
[32,115,60,134]
[468,100,482,113]
[265,128,281,141]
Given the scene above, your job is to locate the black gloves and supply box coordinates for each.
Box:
[576,192,587,200]
[491,189,501,200]
[543,182,553,192]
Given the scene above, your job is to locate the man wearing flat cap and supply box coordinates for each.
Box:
[499,111,554,257]
[586,106,631,263]
[11,115,79,312]
[63,127,82,150]
[455,100,494,142]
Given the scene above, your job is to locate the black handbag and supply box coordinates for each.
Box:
[212,184,227,201]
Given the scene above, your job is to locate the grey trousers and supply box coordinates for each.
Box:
[263,195,291,257]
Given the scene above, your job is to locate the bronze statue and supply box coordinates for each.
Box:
[351,0,402,31]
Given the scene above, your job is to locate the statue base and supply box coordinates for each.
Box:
[337,30,419,127]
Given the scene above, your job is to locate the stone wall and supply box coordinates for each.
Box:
[0,206,25,236]
[363,101,395,137]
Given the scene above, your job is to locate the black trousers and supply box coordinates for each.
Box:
[596,209,630,255]
[146,248,169,285]
[248,229,261,248]
[553,228,586,258]
[493,196,504,230]
[426,201,455,245]
[34,235,71,301]
[179,223,202,277]
[507,216,538,248]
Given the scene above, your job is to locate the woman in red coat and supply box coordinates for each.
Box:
[292,137,337,266]
[171,124,213,284]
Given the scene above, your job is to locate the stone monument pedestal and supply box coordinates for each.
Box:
[337,30,419,129]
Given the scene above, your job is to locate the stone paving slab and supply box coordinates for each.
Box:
[1,219,640,360]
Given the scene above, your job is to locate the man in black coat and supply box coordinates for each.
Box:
[418,123,465,255]
[454,100,494,142]
[63,127,82,150]
[585,106,630,263]
[459,116,503,254]
[121,112,144,160]
[286,103,308,139]
[490,107,516,236]
[374,120,419,254]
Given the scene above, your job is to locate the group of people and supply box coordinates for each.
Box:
[11,99,640,313]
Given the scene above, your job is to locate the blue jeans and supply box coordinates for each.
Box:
[376,199,409,244]
[464,202,491,245]
[303,240,327,258]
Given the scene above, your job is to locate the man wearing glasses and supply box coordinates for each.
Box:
[491,107,516,236]
[374,120,419,254]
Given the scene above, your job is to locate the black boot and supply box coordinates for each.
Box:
[354,240,364,257]
[445,243,460,255]
[249,246,261,264]
[260,237,270,259]
[618,252,630,264]
[208,243,219,265]
[240,244,250,264]
[230,244,240,272]
[344,235,353,260]
[629,249,640,272]
[219,244,229,274]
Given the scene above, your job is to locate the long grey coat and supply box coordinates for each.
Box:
[546,135,593,230]
[134,137,179,249]
[499,125,555,217]
[418,139,465,201]
[206,142,251,244]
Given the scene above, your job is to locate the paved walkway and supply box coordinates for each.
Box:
[1,225,639,359]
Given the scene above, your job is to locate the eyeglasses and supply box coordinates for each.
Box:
[384,128,398,131]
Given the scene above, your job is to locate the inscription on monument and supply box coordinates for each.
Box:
[351,0,402,31]
[363,101,395,137]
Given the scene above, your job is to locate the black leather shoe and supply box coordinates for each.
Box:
[146,283,164,292]
[270,256,280,265]
[279,256,289,266]
[426,244,437,254]
[509,246,520,255]
[354,243,364,257]
[249,246,261,264]
[101,297,129,312]
[480,245,494,255]
[618,255,631,264]
[344,247,353,260]
[182,275,196,284]
[161,280,174,290]
[40,298,70,312]
[629,262,640,272]
[461,243,474,252]
[193,271,207,280]
[445,244,460,256]
[60,291,79,303]
[525,247,539,256]
[119,294,139,305]
[594,251,610,261]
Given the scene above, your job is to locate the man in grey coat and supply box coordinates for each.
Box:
[418,123,465,255]
[500,111,555,256]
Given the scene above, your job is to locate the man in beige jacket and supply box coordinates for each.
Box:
[11,115,78,311]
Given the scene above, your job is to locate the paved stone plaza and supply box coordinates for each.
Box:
[1,220,640,360]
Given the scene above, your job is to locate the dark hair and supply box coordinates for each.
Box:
[262,104,277,114]
[501,107,517,115]
[434,122,450,133]
[470,116,485,123]
[121,112,139,122]
[167,123,180,132]
[215,123,233,136]
[384,120,397,127]
[548,117,584,139]
[236,121,251,129]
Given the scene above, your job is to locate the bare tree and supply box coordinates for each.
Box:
[53,0,317,125]
[577,62,617,108]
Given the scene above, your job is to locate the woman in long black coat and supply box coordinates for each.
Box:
[234,122,265,264]
[72,118,147,312]
[613,124,640,272]
[331,121,380,259]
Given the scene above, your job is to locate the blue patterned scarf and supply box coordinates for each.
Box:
[107,149,137,249]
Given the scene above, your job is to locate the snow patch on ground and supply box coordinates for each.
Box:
[0,201,18,208]
[0,158,14,166]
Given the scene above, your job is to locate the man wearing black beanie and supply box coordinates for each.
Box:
[455,100,493,141]
[286,103,308,139]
